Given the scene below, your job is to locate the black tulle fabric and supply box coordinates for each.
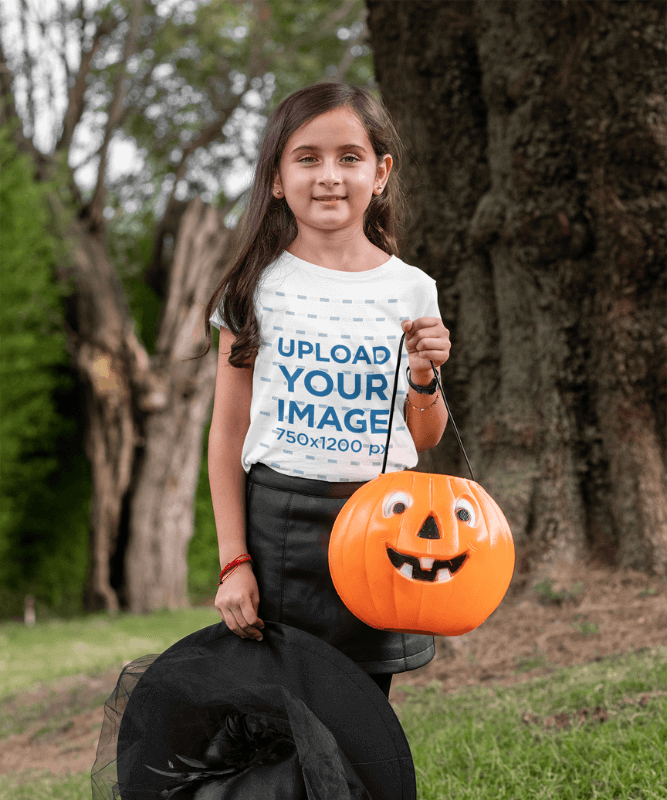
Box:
[91,647,372,800]
[92,654,158,800]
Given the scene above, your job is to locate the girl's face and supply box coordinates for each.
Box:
[273,107,392,238]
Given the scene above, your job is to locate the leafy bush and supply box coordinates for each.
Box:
[0,128,90,619]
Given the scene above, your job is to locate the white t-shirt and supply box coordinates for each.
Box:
[210,251,441,482]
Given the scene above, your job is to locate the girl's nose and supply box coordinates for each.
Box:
[318,160,342,186]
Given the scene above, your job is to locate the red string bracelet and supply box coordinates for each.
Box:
[220,564,241,584]
[218,554,252,586]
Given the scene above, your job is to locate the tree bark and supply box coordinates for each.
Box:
[60,199,229,611]
[60,216,142,612]
[366,0,667,577]
[124,199,230,612]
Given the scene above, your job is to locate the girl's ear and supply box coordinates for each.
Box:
[373,154,393,195]
[273,173,284,198]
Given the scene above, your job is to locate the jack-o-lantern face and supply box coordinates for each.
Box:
[328,471,514,636]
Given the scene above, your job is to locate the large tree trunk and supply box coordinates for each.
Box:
[124,199,229,611]
[366,0,667,578]
[63,220,140,612]
[61,198,229,611]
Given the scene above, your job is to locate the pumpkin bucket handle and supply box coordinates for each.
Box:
[381,332,476,482]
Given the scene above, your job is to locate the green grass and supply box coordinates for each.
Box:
[0,607,218,699]
[0,771,90,798]
[1,610,665,799]
[396,647,667,799]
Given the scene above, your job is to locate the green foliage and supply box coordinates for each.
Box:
[82,0,373,213]
[0,128,90,619]
[397,648,667,799]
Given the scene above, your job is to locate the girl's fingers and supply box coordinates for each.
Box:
[406,330,449,349]
[214,565,263,640]
[239,598,264,639]
[235,598,264,638]
[408,341,450,361]
[411,337,450,353]
[224,605,263,640]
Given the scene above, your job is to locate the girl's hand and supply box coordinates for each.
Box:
[401,317,451,376]
[215,563,265,641]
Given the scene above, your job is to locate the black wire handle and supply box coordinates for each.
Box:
[381,332,476,482]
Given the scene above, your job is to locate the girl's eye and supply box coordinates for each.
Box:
[454,498,476,526]
[383,491,412,518]
[298,156,317,163]
[341,154,359,163]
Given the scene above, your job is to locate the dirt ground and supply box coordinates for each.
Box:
[2,562,666,780]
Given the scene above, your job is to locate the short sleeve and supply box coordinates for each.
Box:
[209,305,227,330]
[209,287,230,331]
[424,278,441,320]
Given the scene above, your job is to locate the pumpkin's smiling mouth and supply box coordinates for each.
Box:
[387,548,467,583]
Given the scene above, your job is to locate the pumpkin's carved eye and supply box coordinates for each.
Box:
[383,491,412,518]
[455,498,476,526]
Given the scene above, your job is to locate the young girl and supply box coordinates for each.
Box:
[203,82,451,700]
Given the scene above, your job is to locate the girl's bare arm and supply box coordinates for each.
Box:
[208,327,264,640]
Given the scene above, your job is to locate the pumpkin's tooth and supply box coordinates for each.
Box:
[399,563,414,579]
[436,568,452,582]
[420,557,435,571]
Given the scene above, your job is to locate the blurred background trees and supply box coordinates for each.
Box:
[0,0,372,617]
[0,0,664,620]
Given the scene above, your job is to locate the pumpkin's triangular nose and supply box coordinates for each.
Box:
[417,515,440,539]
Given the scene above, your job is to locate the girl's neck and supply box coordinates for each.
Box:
[286,229,391,273]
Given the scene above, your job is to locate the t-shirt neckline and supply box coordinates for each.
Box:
[280,251,397,280]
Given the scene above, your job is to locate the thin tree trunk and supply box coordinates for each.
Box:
[124,199,230,611]
[366,0,667,577]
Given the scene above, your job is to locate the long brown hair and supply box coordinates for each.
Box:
[199,82,407,367]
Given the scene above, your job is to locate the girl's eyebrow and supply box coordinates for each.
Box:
[290,143,368,154]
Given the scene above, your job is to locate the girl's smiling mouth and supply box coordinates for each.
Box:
[314,195,346,202]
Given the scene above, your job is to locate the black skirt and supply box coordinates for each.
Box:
[245,462,435,675]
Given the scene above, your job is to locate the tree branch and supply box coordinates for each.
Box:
[69,58,158,173]
[58,0,72,87]
[247,0,270,79]
[19,0,36,138]
[148,96,245,286]
[330,16,368,82]
[56,15,118,152]
[290,0,359,53]
[86,0,144,231]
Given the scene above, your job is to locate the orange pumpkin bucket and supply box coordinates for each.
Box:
[328,333,514,637]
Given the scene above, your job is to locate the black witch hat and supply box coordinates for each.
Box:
[91,621,416,799]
